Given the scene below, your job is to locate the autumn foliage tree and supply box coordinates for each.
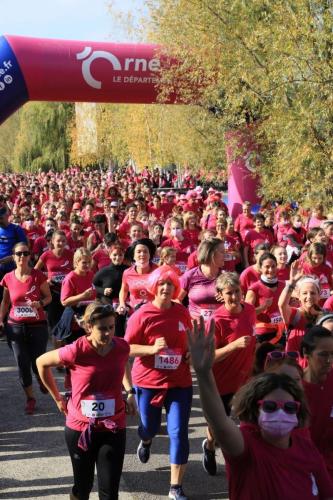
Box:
[146,0,333,204]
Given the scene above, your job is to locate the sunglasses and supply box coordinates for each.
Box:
[14,251,30,257]
[266,351,299,362]
[258,400,300,414]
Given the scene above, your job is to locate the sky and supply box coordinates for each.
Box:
[0,0,146,42]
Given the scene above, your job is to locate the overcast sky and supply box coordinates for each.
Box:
[0,0,146,42]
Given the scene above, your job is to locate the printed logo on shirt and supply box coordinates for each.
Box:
[178,321,186,332]
[25,285,36,297]
[60,260,70,267]
[310,473,319,496]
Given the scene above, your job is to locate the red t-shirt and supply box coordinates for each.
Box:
[161,237,194,264]
[277,266,290,282]
[61,270,96,305]
[66,234,87,251]
[92,249,111,270]
[234,214,254,240]
[40,249,73,284]
[240,266,260,294]
[1,269,47,323]
[286,308,310,365]
[122,264,158,308]
[224,423,333,500]
[244,229,275,263]
[211,302,256,395]
[286,226,307,247]
[25,225,44,242]
[303,370,333,479]
[187,250,198,270]
[300,262,333,303]
[324,295,333,311]
[248,280,285,334]
[125,301,192,388]
[32,236,48,257]
[59,336,129,432]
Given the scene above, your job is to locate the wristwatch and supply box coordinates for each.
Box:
[126,388,136,395]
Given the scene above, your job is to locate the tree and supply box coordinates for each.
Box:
[13,102,74,172]
[146,0,333,204]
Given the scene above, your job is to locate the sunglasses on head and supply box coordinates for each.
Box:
[258,400,300,414]
[266,351,299,362]
[14,251,30,257]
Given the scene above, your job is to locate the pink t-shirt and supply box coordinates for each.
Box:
[225,423,333,500]
[1,269,47,323]
[211,303,256,395]
[61,270,96,305]
[122,264,157,308]
[248,280,285,334]
[40,249,73,284]
[244,230,275,263]
[125,302,192,388]
[240,266,260,294]
[180,266,220,321]
[93,249,111,270]
[59,336,129,432]
[32,236,48,257]
[161,238,194,264]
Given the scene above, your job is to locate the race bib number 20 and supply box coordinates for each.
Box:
[81,398,115,418]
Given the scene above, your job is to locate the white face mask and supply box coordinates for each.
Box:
[258,408,298,438]
[171,228,182,238]
[45,224,54,232]
[294,221,302,228]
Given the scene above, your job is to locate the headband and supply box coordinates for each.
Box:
[297,276,320,291]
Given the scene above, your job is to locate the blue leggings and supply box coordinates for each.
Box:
[135,386,193,465]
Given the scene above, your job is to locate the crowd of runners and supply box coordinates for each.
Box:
[2,164,333,499]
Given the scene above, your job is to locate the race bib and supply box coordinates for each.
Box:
[270,314,283,324]
[176,262,187,273]
[199,307,217,321]
[52,274,66,283]
[13,306,37,318]
[155,349,182,370]
[320,288,330,299]
[81,398,115,418]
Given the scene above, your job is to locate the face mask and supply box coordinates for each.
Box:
[171,228,182,238]
[258,408,298,437]
[294,221,302,228]
[45,225,54,232]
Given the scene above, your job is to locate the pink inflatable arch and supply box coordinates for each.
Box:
[0,34,260,210]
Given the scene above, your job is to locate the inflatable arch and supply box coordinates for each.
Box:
[0,34,260,215]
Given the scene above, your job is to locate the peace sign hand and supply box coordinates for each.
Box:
[187,316,215,374]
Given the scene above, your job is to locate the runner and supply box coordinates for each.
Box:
[201,272,256,476]
[0,242,51,414]
[178,238,224,322]
[125,265,192,500]
[36,301,137,500]
[245,252,285,344]
[302,326,333,479]
[188,322,333,499]
[93,243,128,337]
[117,238,157,314]
[35,230,73,330]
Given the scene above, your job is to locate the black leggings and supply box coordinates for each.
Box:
[65,427,126,500]
[6,321,48,388]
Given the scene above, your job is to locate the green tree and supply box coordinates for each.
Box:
[146,0,333,204]
[0,111,20,171]
[13,102,74,172]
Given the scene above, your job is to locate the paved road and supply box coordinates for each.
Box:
[0,340,229,500]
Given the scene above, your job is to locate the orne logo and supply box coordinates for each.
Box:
[76,47,161,90]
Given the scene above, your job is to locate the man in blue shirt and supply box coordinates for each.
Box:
[0,206,27,289]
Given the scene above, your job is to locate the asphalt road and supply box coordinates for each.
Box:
[0,339,229,500]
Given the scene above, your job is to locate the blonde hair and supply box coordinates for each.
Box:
[216,272,240,292]
[159,246,177,265]
[183,211,197,229]
[73,247,92,268]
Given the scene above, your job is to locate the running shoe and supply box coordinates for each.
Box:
[168,485,188,500]
[137,440,152,463]
[202,438,217,476]
[25,397,36,415]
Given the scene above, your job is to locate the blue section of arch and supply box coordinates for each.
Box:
[0,36,29,124]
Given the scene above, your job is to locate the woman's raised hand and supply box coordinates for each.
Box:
[187,316,215,373]
[290,260,303,282]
